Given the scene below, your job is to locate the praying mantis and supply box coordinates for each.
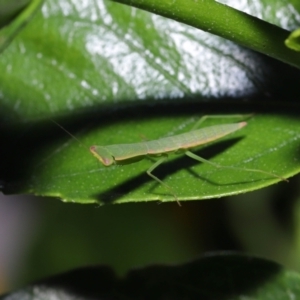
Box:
[87,115,287,201]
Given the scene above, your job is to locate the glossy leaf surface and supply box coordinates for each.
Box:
[0,0,300,204]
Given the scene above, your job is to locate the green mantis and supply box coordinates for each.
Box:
[89,115,287,201]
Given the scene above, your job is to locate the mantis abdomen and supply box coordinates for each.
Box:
[90,122,246,165]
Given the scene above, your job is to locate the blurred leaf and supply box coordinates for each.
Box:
[1,0,300,121]
[2,254,300,299]
[286,28,300,51]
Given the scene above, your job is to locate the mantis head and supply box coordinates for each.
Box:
[90,146,114,166]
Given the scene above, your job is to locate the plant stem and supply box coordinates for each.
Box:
[111,0,300,68]
[0,0,43,53]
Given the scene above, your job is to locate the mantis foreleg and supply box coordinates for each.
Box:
[147,154,181,205]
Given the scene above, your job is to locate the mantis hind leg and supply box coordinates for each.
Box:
[185,150,287,182]
[147,155,181,205]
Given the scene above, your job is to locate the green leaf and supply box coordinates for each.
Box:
[1,0,300,204]
[2,113,300,204]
